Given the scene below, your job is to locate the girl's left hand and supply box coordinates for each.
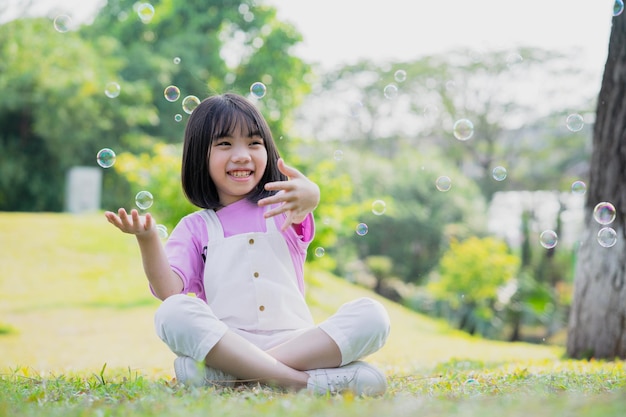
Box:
[258,158,320,231]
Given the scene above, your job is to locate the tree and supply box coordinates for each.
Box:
[293,50,595,202]
[0,18,153,211]
[567,10,626,359]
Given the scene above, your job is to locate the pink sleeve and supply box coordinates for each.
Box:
[291,212,315,243]
[160,214,207,301]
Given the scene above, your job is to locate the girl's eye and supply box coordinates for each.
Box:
[215,141,230,146]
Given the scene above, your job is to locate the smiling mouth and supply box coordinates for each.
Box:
[229,170,252,178]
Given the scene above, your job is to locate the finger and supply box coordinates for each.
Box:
[263,203,290,219]
[276,158,303,180]
[264,179,295,191]
[144,213,154,231]
[280,212,295,231]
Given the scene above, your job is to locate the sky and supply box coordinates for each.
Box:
[7,0,616,74]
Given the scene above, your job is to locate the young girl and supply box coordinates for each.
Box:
[105,93,390,395]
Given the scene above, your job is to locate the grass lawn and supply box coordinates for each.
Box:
[1,212,624,416]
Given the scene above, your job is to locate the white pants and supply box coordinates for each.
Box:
[154,294,390,366]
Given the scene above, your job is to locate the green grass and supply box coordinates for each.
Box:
[1,212,625,416]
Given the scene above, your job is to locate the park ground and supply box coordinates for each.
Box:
[0,212,624,417]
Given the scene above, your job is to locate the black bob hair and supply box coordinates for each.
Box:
[181,93,286,209]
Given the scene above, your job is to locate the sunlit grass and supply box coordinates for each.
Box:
[1,212,625,416]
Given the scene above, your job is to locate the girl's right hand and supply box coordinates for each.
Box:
[105,208,155,237]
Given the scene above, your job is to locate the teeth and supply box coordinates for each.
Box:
[231,171,251,178]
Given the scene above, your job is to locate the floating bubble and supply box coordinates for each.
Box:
[53,15,72,32]
[137,3,155,23]
[333,150,344,161]
[614,0,624,16]
[182,95,200,114]
[104,82,121,98]
[394,70,407,83]
[492,166,507,181]
[174,114,182,122]
[314,247,325,257]
[372,200,386,216]
[593,202,616,225]
[156,224,169,239]
[355,223,369,236]
[164,85,181,102]
[135,190,154,210]
[453,119,474,141]
[435,176,452,192]
[566,113,584,132]
[571,180,587,195]
[96,148,116,168]
[250,82,267,99]
[173,57,181,65]
[597,227,617,248]
[539,230,558,249]
[383,84,398,100]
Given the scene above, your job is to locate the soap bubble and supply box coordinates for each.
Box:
[96,148,116,168]
[173,57,181,64]
[435,176,452,192]
[355,223,369,236]
[104,82,121,98]
[174,114,182,122]
[53,15,72,32]
[571,181,586,195]
[250,82,267,99]
[614,0,624,16]
[137,3,155,23]
[597,227,617,248]
[135,190,154,210]
[371,200,386,216]
[182,95,200,114]
[453,119,474,141]
[333,150,344,161]
[539,230,558,249]
[593,202,616,225]
[164,85,181,102]
[492,166,507,181]
[156,224,169,239]
[314,247,325,257]
[383,84,398,99]
[394,70,407,82]
[566,113,584,132]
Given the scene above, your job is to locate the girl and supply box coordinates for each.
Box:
[105,93,390,395]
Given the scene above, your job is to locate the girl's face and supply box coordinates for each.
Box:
[208,126,268,206]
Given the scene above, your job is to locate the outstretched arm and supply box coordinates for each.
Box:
[104,208,183,300]
[258,158,320,231]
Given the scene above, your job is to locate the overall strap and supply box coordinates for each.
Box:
[197,209,224,239]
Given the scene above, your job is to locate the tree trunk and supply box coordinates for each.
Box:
[566,11,626,359]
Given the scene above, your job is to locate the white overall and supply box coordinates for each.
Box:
[155,209,391,366]
[197,208,314,331]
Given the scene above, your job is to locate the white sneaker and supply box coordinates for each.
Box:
[305,361,387,396]
[174,356,236,388]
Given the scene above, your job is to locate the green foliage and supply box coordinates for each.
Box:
[314,143,487,284]
[112,143,196,231]
[429,236,520,334]
[0,18,152,211]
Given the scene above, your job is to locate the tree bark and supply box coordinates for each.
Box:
[566,11,626,359]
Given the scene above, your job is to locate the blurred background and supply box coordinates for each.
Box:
[0,0,616,360]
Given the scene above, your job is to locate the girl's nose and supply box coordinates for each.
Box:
[231,146,252,162]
